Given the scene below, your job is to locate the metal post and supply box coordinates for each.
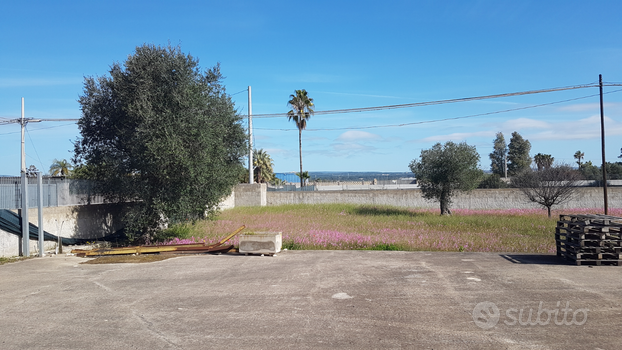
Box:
[20,98,30,257]
[599,74,608,215]
[37,172,44,257]
[248,86,254,184]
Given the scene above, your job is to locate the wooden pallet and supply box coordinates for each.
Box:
[556,214,622,266]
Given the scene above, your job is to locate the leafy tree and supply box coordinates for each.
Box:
[49,159,73,177]
[409,141,483,215]
[489,132,507,176]
[579,161,622,182]
[507,131,531,175]
[579,161,600,181]
[478,173,508,189]
[512,165,582,217]
[287,89,314,188]
[73,44,247,241]
[253,149,275,183]
[574,150,584,168]
[26,165,39,178]
[533,153,554,171]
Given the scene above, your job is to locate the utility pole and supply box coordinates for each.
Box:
[20,98,29,257]
[599,74,608,215]
[504,153,507,179]
[248,86,254,184]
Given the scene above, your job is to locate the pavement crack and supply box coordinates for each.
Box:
[132,310,180,349]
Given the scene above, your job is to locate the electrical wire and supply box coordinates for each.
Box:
[25,126,45,172]
[230,88,248,96]
[251,83,602,118]
[254,88,622,132]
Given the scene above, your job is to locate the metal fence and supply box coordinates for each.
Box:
[0,176,103,209]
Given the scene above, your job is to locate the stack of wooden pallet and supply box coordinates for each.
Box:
[556,214,622,266]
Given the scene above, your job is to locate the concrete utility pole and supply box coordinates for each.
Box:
[20,98,29,257]
[504,153,508,179]
[37,172,44,257]
[599,74,608,215]
[248,86,254,184]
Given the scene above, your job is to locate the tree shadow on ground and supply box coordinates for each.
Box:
[500,254,572,265]
[352,206,424,218]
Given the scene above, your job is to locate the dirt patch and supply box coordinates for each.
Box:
[0,257,31,266]
[81,254,177,264]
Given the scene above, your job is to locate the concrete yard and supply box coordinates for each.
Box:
[0,251,620,349]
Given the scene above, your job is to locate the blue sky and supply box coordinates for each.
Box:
[1,0,621,176]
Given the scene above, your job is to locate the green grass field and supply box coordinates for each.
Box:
[160,204,620,253]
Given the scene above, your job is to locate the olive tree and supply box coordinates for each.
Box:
[73,44,247,241]
[409,141,483,215]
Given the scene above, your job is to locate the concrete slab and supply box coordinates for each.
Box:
[0,251,620,349]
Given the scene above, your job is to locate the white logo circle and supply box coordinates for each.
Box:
[472,301,500,330]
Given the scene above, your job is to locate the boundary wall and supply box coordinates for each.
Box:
[265,187,622,210]
[1,203,126,257]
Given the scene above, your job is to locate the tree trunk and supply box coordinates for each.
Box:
[440,191,452,215]
[547,206,551,218]
[299,128,303,189]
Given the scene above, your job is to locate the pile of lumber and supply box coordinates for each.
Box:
[556,214,622,266]
[72,226,245,257]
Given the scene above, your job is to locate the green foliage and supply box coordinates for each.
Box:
[49,159,73,176]
[287,89,314,188]
[507,131,531,175]
[253,149,275,183]
[368,243,402,251]
[574,150,584,167]
[154,223,193,243]
[73,44,247,241]
[478,173,508,189]
[489,132,507,176]
[533,153,554,171]
[409,141,484,215]
[579,161,622,181]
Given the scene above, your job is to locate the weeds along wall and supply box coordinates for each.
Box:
[261,187,622,210]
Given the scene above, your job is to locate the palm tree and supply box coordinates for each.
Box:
[49,159,73,177]
[287,89,314,188]
[574,150,584,168]
[534,153,554,171]
[253,149,275,183]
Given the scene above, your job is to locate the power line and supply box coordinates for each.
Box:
[251,83,608,118]
[255,88,622,132]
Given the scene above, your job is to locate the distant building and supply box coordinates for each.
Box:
[274,173,299,184]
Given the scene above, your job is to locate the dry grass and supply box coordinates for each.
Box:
[81,254,176,264]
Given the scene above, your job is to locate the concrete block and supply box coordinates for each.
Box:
[239,232,282,254]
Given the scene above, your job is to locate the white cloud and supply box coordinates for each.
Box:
[528,115,622,141]
[558,102,618,112]
[502,118,550,130]
[419,130,496,143]
[336,130,381,142]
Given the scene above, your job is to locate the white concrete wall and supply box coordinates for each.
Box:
[234,184,266,207]
[265,187,622,210]
[0,203,127,258]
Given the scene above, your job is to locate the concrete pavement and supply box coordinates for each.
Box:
[0,251,621,349]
